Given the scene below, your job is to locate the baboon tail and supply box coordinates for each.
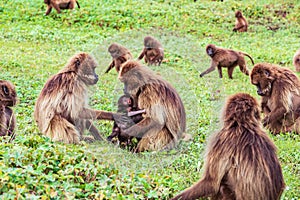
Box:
[76,1,80,8]
[243,53,255,65]
[45,115,80,144]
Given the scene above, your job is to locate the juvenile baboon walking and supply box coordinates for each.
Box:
[137,36,164,66]
[105,43,133,73]
[200,44,254,79]
[44,0,80,15]
[172,93,285,200]
[34,52,114,144]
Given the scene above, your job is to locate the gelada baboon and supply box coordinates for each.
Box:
[107,94,145,145]
[0,80,17,137]
[293,49,300,72]
[105,43,133,73]
[251,63,300,134]
[116,60,186,152]
[233,10,248,32]
[44,0,80,15]
[172,93,285,200]
[34,52,114,144]
[200,44,254,79]
[137,36,164,66]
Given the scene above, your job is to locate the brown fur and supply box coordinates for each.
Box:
[116,60,186,152]
[44,0,80,15]
[233,11,248,32]
[107,94,144,145]
[105,43,133,73]
[200,44,254,79]
[251,63,300,134]
[0,80,17,138]
[293,49,300,72]
[34,52,114,144]
[172,93,285,200]
[138,36,164,66]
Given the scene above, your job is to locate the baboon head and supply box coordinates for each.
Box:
[223,93,261,125]
[206,44,216,57]
[108,43,125,59]
[0,80,17,107]
[144,36,156,49]
[250,63,275,96]
[235,10,243,18]
[65,53,99,85]
[118,95,133,108]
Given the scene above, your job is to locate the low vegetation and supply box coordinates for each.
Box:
[0,0,299,199]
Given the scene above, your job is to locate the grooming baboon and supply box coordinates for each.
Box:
[200,44,254,79]
[44,0,80,15]
[172,93,285,200]
[0,80,17,137]
[233,10,248,32]
[34,52,114,144]
[251,63,300,134]
[116,60,186,152]
[105,43,133,73]
[107,94,145,144]
[138,36,164,66]
[293,49,300,72]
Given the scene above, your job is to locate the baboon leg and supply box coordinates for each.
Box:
[52,3,61,13]
[218,66,223,78]
[68,1,75,9]
[227,66,235,79]
[45,6,52,15]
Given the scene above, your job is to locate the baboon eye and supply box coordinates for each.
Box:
[264,70,270,77]
[75,59,80,68]
[2,85,9,95]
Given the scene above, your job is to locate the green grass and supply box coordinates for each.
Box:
[0,0,299,199]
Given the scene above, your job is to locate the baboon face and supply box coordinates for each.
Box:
[144,36,156,49]
[235,11,242,18]
[118,95,132,108]
[250,64,274,96]
[206,44,215,57]
[77,55,99,85]
[108,43,122,58]
[0,80,17,107]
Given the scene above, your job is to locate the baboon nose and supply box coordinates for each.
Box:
[257,90,263,96]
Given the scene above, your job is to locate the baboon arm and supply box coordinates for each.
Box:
[105,61,115,73]
[128,109,146,117]
[200,61,217,77]
[78,108,114,120]
[51,3,61,13]
[137,49,146,60]
[267,106,287,124]
[120,116,164,138]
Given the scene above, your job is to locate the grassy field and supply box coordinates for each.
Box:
[0,0,299,199]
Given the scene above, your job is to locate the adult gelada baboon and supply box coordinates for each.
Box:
[34,52,114,144]
[293,49,300,72]
[251,63,300,134]
[200,44,254,79]
[233,10,248,32]
[0,80,17,138]
[105,43,133,73]
[172,93,285,200]
[116,60,186,152]
[44,0,80,15]
[137,36,164,66]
